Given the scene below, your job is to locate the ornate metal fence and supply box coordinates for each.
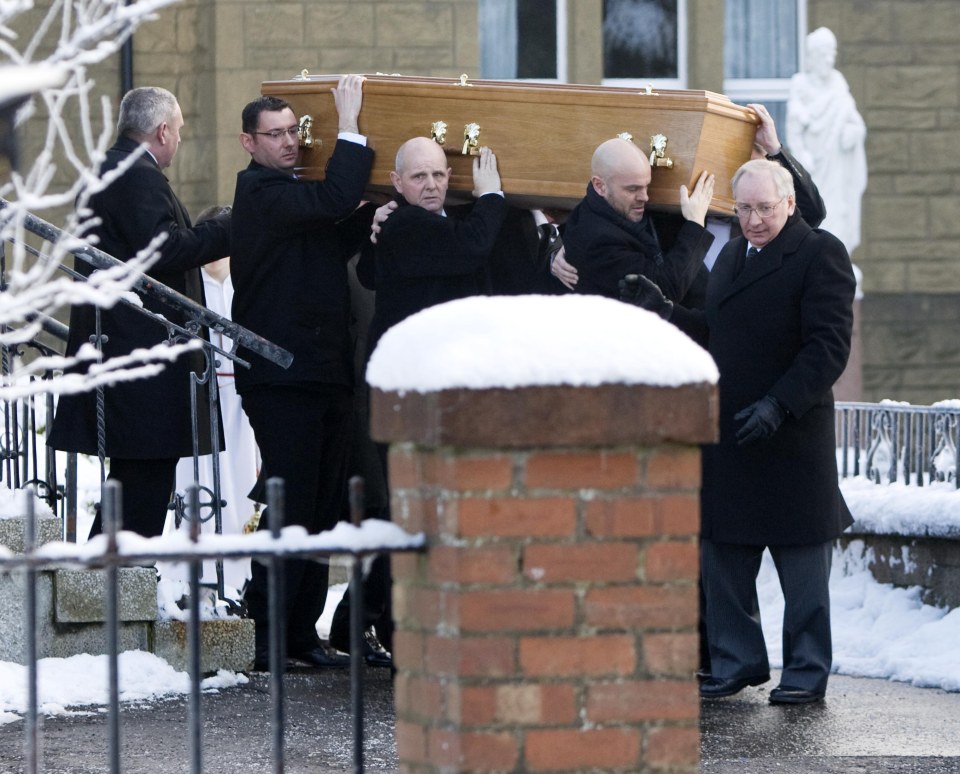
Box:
[0,203,425,773]
[835,400,960,488]
[0,200,292,588]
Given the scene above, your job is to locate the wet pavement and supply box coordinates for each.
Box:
[1,668,959,772]
[701,670,960,773]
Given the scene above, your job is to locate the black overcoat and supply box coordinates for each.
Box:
[230,140,374,392]
[356,193,508,358]
[47,137,230,458]
[563,184,714,307]
[694,214,856,545]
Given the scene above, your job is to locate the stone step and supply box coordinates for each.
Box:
[1,514,254,672]
[154,618,255,673]
[55,567,158,623]
[0,570,151,664]
[0,564,254,672]
[0,513,62,552]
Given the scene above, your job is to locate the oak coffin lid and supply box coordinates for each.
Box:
[261,73,760,216]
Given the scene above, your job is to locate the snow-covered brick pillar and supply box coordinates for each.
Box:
[368,296,718,774]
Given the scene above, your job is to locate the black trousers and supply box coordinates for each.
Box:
[702,538,834,693]
[90,457,178,538]
[240,384,353,653]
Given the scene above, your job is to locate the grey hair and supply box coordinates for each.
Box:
[731,159,795,200]
[117,86,179,138]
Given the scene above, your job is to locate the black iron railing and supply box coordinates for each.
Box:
[2,477,424,774]
[0,201,429,774]
[0,199,293,590]
[835,400,960,489]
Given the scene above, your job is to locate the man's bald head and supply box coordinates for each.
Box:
[395,136,446,175]
[590,138,652,223]
[591,138,649,180]
[391,136,452,213]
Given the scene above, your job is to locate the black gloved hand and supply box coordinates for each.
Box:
[734,395,787,445]
[618,273,674,320]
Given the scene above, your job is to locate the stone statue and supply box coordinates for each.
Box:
[787,27,867,255]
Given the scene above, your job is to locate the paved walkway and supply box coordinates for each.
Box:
[701,670,960,773]
[1,668,958,772]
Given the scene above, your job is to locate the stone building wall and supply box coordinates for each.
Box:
[202,0,482,207]
[809,1,960,403]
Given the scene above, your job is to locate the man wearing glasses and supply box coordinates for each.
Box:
[230,75,374,670]
[622,158,856,704]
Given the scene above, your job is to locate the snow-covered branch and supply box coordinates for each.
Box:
[1,0,185,397]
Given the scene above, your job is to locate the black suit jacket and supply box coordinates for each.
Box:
[230,139,374,392]
[357,193,508,359]
[675,213,856,546]
[48,136,230,458]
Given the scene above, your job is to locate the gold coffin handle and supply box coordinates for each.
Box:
[298,114,318,149]
[649,133,673,168]
[462,122,481,155]
[431,121,448,145]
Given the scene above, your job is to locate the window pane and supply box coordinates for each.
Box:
[603,0,678,80]
[517,1,557,79]
[725,0,799,79]
[479,0,557,80]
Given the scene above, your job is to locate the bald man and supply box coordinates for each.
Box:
[562,137,715,308]
[335,138,507,661]
[357,136,507,357]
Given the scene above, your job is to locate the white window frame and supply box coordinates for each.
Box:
[601,0,688,90]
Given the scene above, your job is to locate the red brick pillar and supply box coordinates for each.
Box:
[371,380,717,773]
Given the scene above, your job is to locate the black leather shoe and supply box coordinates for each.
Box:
[695,668,712,683]
[330,629,393,669]
[362,644,393,669]
[769,685,825,704]
[699,673,770,698]
[288,646,351,669]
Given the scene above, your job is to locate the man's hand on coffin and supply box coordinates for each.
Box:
[333,74,365,134]
[618,273,673,320]
[472,146,501,197]
[369,200,398,244]
[550,246,579,290]
[748,103,782,157]
[679,170,715,227]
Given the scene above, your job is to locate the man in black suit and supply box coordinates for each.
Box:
[48,86,230,539]
[552,105,827,304]
[358,136,506,356]
[623,158,856,704]
[327,136,507,665]
[230,75,374,670]
[562,137,715,308]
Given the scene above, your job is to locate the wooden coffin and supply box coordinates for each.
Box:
[261,73,759,216]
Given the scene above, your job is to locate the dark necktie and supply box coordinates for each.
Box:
[735,246,759,279]
[740,246,759,276]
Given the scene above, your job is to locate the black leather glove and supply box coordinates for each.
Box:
[618,274,674,320]
[734,395,787,445]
